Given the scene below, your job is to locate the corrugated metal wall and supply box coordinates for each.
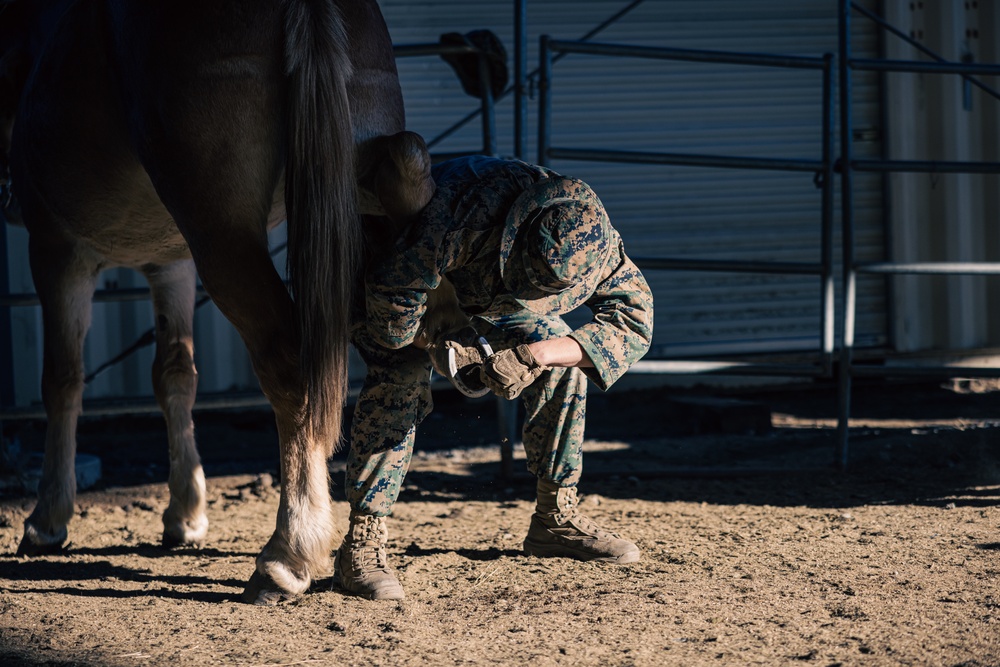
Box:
[5,223,278,406]
[385,0,886,358]
[3,1,888,407]
[884,0,1000,353]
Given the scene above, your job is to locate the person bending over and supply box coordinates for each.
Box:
[342,155,654,600]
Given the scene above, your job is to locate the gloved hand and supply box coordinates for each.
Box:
[481,344,549,400]
[426,338,486,380]
[426,326,493,397]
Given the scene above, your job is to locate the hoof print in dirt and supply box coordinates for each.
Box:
[242,571,300,606]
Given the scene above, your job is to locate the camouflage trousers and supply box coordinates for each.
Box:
[347,310,587,516]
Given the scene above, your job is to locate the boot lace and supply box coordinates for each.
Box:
[556,489,621,539]
[350,516,389,571]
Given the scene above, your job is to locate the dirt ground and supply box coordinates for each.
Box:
[0,378,998,666]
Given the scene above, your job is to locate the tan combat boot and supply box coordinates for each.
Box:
[336,512,405,600]
[523,479,640,563]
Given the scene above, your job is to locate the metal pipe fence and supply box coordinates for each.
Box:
[836,0,1000,469]
[393,42,499,157]
[537,37,840,464]
[8,2,995,478]
[0,222,14,409]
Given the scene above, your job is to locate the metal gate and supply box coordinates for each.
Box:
[6,1,992,474]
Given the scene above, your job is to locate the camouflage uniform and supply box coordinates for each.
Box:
[348,156,653,516]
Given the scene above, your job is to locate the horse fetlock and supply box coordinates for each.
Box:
[254,511,335,595]
[417,276,471,345]
[282,490,336,576]
[166,462,206,504]
[255,553,313,597]
[29,481,76,527]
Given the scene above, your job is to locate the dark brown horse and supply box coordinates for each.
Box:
[1,0,434,604]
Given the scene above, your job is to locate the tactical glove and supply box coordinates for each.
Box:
[427,338,486,380]
[426,326,493,397]
[481,344,549,400]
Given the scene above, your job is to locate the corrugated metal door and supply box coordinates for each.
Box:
[383,0,887,359]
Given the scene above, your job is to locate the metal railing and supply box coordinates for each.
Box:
[537,37,839,389]
[394,41,499,158]
[0,218,14,411]
[835,0,1000,469]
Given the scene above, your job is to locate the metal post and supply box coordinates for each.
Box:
[0,221,16,468]
[496,398,519,479]
[514,0,528,159]
[820,53,836,376]
[836,0,855,471]
[0,222,15,409]
[476,54,497,156]
[537,35,551,166]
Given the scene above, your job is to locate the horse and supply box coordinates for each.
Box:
[0,0,436,604]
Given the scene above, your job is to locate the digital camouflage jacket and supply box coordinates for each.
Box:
[365,156,654,390]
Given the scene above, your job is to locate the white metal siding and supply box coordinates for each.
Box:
[884,0,1000,353]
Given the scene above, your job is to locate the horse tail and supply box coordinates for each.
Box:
[283,0,359,447]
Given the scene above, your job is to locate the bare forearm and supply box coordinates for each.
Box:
[525,336,594,368]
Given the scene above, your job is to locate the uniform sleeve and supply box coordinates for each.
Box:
[567,235,654,390]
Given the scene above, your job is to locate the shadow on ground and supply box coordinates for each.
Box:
[4,379,999,511]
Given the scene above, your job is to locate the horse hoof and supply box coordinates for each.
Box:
[16,536,66,557]
[161,513,209,549]
[241,571,299,606]
[160,532,190,550]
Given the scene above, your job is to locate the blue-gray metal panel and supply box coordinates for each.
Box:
[381,0,886,359]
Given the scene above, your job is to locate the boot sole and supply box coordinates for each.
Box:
[341,584,405,601]
[523,540,640,564]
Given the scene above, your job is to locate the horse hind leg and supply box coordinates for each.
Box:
[143,260,208,548]
[17,237,100,556]
[189,234,334,604]
[149,146,334,601]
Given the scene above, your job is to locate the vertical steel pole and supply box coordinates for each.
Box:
[820,53,836,377]
[514,0,528,159]
[537,35,551,166]
[496,399,518,479]
[0,222,15,410]
[476,54,497,156]
[836,0,855,472]
[0,221,16,464]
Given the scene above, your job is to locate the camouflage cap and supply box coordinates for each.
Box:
[499,176,612,314]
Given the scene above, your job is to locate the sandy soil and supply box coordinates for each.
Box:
[1,380,999,666]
